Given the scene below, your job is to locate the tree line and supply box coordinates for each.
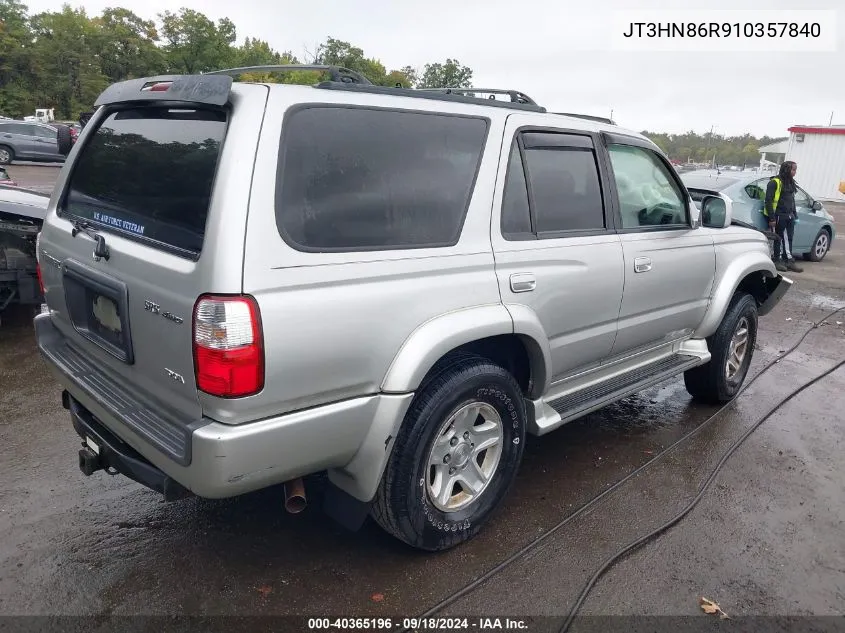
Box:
[1,0,782,156]
[0,0,474,119]
[642,130,786,167]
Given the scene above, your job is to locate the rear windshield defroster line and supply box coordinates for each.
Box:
[62,106,227,258]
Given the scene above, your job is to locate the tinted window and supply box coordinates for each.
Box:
[523,145,605,232]
[33,125,56,139]
[63,107,226,256]
[1,123,31,136]
[608,144,688,229]
[501,141,531,236]
[277,107,488,250]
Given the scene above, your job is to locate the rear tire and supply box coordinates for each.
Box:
[371,353,526,551]
[0,145,13,165]
[685,292,758,404]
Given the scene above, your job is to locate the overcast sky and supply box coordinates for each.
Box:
[26,0,844,138]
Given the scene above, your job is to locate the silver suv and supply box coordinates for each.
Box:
[34,66,791,551]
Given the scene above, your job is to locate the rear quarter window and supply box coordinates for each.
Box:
[62,107,227,258]
[275,106,489,251]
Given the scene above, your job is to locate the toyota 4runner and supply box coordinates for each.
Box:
[34,65,791,551]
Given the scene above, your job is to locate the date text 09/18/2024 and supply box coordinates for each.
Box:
[307,617,529,630]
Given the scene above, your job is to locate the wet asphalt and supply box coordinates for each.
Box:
[1,165,844,629]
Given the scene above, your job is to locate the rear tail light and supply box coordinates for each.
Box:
[193,295,264,398]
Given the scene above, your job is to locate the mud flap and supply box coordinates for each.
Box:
[759,274,793,317]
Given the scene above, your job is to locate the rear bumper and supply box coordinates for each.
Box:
[35,313,413,500]
[66,391,192,501]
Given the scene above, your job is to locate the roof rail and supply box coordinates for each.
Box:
[554,112,616,125]
[313,82,546,113]
[416,87,539,106]
[206,64,373,86]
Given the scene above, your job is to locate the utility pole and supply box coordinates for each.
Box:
[830,111,834,126]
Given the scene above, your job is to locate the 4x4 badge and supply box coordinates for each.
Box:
[144,299,184,324]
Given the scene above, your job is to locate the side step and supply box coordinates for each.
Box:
[547,353,701,425]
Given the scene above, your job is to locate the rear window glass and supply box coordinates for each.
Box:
[63,107,226,256]
[276,106,488,251]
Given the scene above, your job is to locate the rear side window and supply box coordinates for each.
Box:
[63,107,227,257]
[500,132,606,239]
[276,106,488,251]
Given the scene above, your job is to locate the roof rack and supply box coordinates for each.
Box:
[554,112,616,126]
[206,64,373,86]
[416,87,539,106]
[314,82,546,113]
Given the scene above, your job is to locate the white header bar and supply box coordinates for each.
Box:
[611,10,838,52]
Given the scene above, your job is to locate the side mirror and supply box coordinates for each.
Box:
[701,194,732,229]
[811,200,823,212]
[56,124,73,156]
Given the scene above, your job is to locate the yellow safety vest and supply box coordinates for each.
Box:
[762,177,782,217]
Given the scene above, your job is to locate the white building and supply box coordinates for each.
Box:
[784,125,845,201]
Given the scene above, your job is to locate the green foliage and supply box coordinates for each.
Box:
[0,3,475,119]
[642,130,786,166]
[94,8,165,82]
[417,59,473,89]
[158,8,236,74]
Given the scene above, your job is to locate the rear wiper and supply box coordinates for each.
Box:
[70,219,110,261]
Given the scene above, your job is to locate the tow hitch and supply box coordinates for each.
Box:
[78,446,102,476]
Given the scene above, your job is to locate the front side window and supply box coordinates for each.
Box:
[276,107,488,251]
[608,144,689,229]
[794,187,810,208]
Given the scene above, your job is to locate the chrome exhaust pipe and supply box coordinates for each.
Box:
[283,477,307,514]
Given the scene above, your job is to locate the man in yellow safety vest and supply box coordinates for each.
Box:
[763,161,803,273]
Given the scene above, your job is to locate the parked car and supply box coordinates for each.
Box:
[682,170,836,262]
[0,184,48,325]
[34,68,791,551]
[0,120,67,165]
[0,167,17,186]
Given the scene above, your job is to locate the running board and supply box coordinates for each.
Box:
[532,353,702,435]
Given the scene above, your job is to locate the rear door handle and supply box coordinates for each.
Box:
[510,273,536,293]
[634,257,652,273]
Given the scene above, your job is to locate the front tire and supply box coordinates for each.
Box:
[803,228,831,262]
[0,145,13,165]
[685,293,758,404]
[372,354,526,551]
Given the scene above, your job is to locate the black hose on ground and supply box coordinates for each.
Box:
[559,354,845,633]
[413,305,845,624]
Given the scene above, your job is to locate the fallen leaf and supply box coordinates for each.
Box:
[371,593,385,602]
[836,321,843,326]
[785,317,793,322]
[700,597,730,619]
[256,585,273,598]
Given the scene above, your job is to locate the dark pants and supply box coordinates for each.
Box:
[773,214,796,261]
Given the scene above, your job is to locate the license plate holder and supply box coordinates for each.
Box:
[62,259,134,364]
